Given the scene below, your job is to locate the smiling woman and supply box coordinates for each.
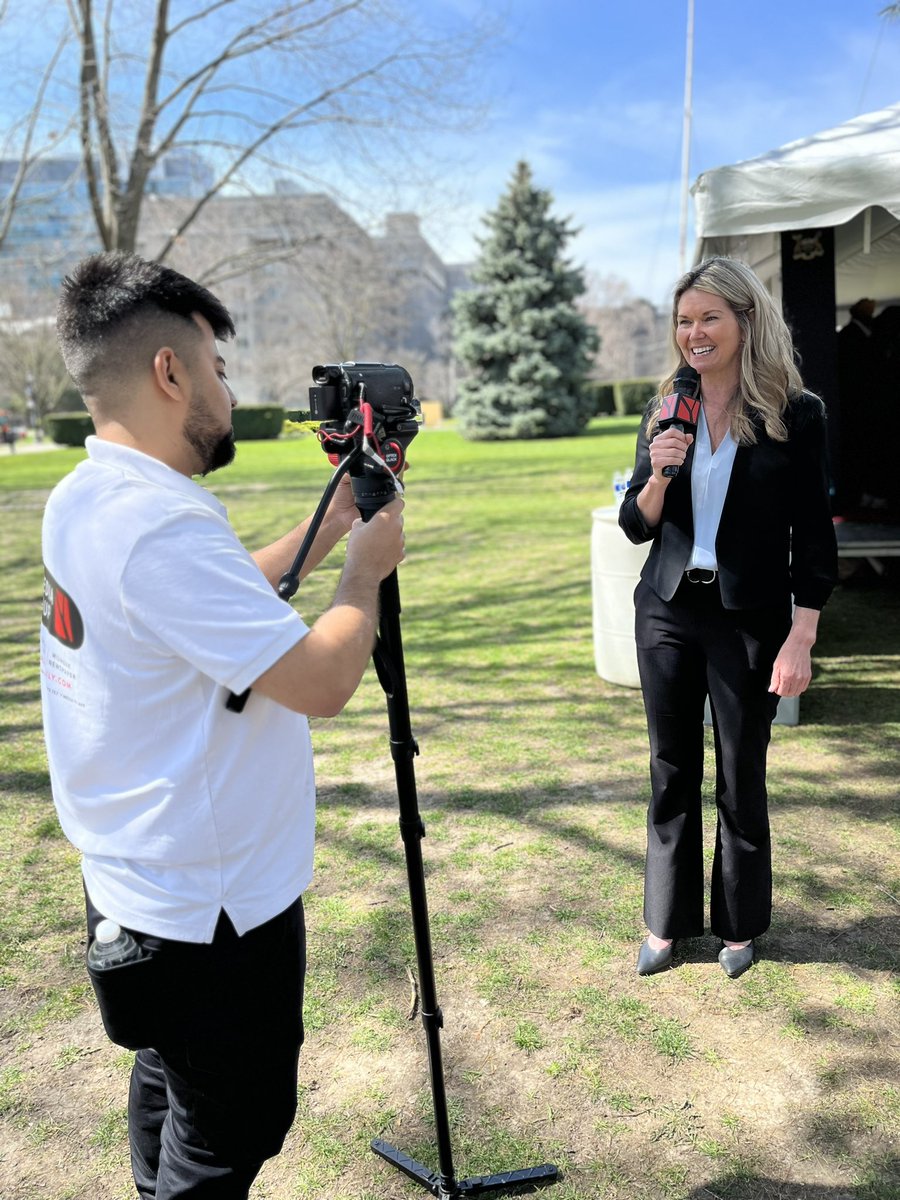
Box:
[675,291,742,380]
[618,255,838,982]
[674,289,744,452]
[649,258,803,450]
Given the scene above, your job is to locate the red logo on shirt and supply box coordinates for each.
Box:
[42,568,84,650]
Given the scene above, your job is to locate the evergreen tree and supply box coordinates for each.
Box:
[452,161,599,440]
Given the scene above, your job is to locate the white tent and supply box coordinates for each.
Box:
[692,103,900,308]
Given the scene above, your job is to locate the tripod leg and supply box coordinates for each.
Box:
[457,1164,560,1195]
[370,570,557,1199]
[374,570,459,1197]
[371,1138,441,1194]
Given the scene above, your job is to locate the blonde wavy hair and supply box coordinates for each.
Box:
[649,256,804,444]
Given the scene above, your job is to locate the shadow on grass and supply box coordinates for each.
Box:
[0,684,41,702]
[768,915,899,972]
[314,778,900,976]
[579,417,644,439]
[0,768,51,795]
[685,1160,900,1199]
[802,686,900,725]
[817,571,900,657]
[659,918,900,976]
[0,719,45,742]
[768,751,900,812]
[314,820,407,875]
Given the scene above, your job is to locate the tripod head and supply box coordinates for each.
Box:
[225,362,418,714]
[309,362,421,514]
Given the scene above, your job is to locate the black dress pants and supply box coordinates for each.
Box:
[85,891,306,1199]
[634,576,791,943]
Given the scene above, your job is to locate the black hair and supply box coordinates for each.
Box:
[56,252,235,394]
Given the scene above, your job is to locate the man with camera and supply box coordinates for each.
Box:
[40,251,405,1198]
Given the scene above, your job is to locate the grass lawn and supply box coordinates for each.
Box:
[1,421,898,1199]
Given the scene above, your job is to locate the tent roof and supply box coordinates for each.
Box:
[692,103,900,238]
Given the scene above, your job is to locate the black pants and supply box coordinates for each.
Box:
[85,891,306,1199]
[635,577,791,943]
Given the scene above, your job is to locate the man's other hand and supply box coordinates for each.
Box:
[345,498,406,584]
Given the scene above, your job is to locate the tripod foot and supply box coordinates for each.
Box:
[457,1164,559,1196]
[371,1138,441,1192]
[372,1138,558,1197]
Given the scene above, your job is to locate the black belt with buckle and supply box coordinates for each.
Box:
[685,568,717,584]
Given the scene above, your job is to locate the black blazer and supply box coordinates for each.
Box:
[618,392,838,611]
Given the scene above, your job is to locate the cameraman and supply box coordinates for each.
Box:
[40,252,405,1198]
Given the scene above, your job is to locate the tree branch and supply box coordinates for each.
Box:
[153,1,364,125]
[117,0,171,249]
[192,233,326,287]
[165,0,238,41]
[69,0,121,248]
[5,0,498,279]
[0,31,72,250]
[151,50,405,262]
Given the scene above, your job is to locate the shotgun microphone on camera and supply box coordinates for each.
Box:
[657,365,701,478]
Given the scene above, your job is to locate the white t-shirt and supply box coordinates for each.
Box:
[40,437,315,942]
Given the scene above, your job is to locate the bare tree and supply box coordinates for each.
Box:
[39,0,496,259]
[0,317,77,426]
[582,272,636,309]
[0,6,75,255]
[134,183,432,402]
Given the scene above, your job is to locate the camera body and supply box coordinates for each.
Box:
[309,362,421,510]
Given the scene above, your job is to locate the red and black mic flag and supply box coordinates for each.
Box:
[658,366,701,433]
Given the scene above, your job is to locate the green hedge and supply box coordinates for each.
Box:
[45,412,94,447]
[45,407,287,446]
[613,377,658,416]
[583,378,659,419]
[583,381,616,417]
[232,406,284,440]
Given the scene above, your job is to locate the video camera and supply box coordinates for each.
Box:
[309,362,422,513]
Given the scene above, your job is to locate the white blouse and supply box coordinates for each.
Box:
[688,407,738,570]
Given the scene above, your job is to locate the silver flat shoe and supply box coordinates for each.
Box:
[718,941,754,978]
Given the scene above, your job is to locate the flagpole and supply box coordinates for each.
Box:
[678,0,695,274]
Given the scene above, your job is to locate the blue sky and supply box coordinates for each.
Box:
[2,1,898,308]
[412,0,900,304]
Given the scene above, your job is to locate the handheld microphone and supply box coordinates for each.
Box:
[657,365,701,478]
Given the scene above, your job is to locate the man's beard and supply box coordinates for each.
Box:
[184,396,236,476]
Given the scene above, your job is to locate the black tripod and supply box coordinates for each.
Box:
[357,489,558,1198]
